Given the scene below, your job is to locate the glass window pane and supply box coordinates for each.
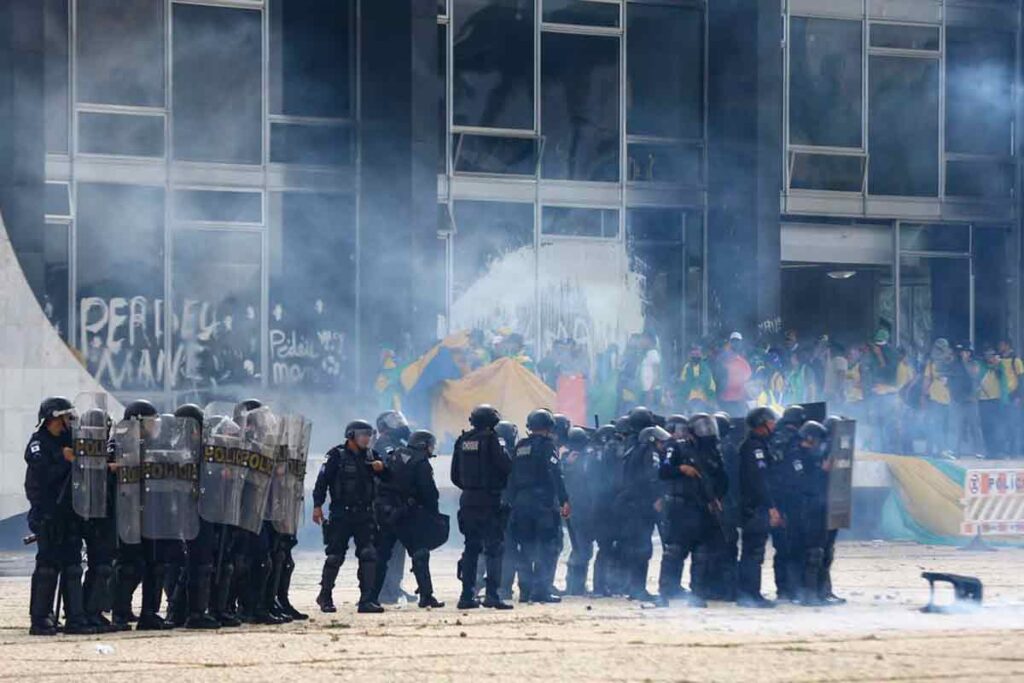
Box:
[270,192,356,390]
[270,123,353,167]
[946,27,1014,156]
[627,142,701,184]
[453,134,538,175]
[452,200,534,300]
[790,154,864,192]
[44,0,69,154]
[946,160,1014,200]
[627,4,702,139]
[174,190,263,224]
[43,222,70,341]
[543,0,619,27]
[543,207,618,238]
[453,0,535,130]
[789,17,862,148]
[76,183,165,392]
[172,4,262,164]
[439,22,447,172]
[868,56,939,197]
[173,231,262,389]
[78,112,165,157]
[900,223,970,253]
[45,183,71,218]
[542,32,619,182]
[77,0,165,107]
[870,23,939,51]
[270,0,350,118]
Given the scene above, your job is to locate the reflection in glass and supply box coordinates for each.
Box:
[269,0,350,118]
[174,190,263,224]
[173,231,262,389]
[453,0,534,130]
[270,123,352,167]
[543,207,618,238]
[173,4,262,164]
[76,183,165,392]
[439,23,447,171]
[790,154,864,192]
[543,0,619,27]
[946,160,1014,200]
[77,0,165,107]
[789,18,862,148]
[946,27,1013,157]
[78,112,164,157]
[627,143,701,184]
[542,32,619,181]
[627,4,702,139]
[43,222,70,341]
[44,0,69,154]
[868,56,938,197]
[870,24,939,51]
[44,183,71,218]
[270,193,355,390]
[453,134,537,175]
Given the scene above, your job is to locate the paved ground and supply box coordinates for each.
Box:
[0,542,1021,681]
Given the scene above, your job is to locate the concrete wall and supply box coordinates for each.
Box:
[0,211,122,519]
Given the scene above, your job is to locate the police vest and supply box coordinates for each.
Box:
[378,447,424,504]
[454,428,505,491]
[331,448,377,508]
[509,435,557,504]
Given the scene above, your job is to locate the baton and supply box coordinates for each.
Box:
[23,534,37,545]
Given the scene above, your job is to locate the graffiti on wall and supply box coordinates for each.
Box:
[268,301,347,389]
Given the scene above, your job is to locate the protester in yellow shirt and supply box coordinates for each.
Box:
[922,338,953,457]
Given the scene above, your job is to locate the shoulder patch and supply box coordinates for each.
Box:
[497,437,506,448]
[793,459,803,472]
[463,440,479,452]
[754,449,765,461]
[550,456,559,465]
[517,445,532,457]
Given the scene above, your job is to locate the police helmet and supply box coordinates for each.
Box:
[174,403,205,425]
[689,413,719,440]
[713,412,733,440]
[593,424,617,445]
[628,406,655,432]
[408,429,437,455]
[798,420,829,458]
[638,425,672,445]
[566,427,589,451]
[495,420,519,447]
[746,406,778,431]
[526,408,556,433]
[469,404,501,430]
[553,414,572,441]
[345,419,375,440]
[614,416,632,435]
[79,407,107,429]
[124,399,158,421]
[779,404,808,428]
[37,396,74,428]
[233,398,263,423]
[666,414,689,436]
[376,410,409,433]
[823,414,842,436]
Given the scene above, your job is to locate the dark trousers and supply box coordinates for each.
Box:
[81,516,116,617]
[458,504,506,600]
[29,514,84,624]
[510,506,560,600]
[566,514,597,593]
[321,508,377,603]
[737,509,769,600]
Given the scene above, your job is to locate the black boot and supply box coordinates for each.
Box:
[565,563,587,596]
[165,566,189,627]
[799,549,827,606]
[61,565,97,635]
[481,550,510,608]
[137,563,174,631]
[317,558,341,613]
[356,553,383,614]
[29,567,59,636]
[277,556,308,620]
[212,562,241,627]
[111,562,141,626]
[628,560,657,602]
[84,563,116,633]
[184,565,220,630]
[265,550,291,622]
[411,551,444,609]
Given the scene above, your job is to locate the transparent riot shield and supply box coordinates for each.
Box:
[272,415,311,536]
[199,405,247,528]
[236,406,278,534]
[826,419,857,530]
[114,419,142,545]
[140,415,200,541]
[71,392,111,519]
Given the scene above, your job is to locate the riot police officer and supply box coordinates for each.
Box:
[769,405,808,601]
[451,405,513,610]
[710,411,742,601]
[657,414,727,607]
[736,407,782,608]
[589,424,620,596]
[494,420,520,600]
[619,424,669,602]
[25,397,95,635]
[562,427,597,596]
[820,416,847,606]
[313,419,387,614]
[375,411,413,604]
[371,430,445,608]
[789,421,830,606]
[508,409,570,603]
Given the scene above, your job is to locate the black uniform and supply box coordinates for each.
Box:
[371,445,441,605]
[768,424,801,599]
[657,440,727,601]
[81,446,117,629]
[562,446,598,595]
[592,435,627,596]
[713,423,744,600]
[507,434,568,602]
[736,432,777,603]
[25,427,89,632]
[788,448,830,604]
[374,431,409,603]
[313,444,386,608]
[451,427,512,604]
[616,440,660,600]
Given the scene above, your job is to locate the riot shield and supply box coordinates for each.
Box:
[271,415,311,536]
[198,406,247,528]
[826,419,856,530]
[236,406,278,534]
[71,392,110,519]
[140,415,200,541]
[114,419,142,545]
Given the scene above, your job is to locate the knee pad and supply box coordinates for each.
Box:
[806,548,825,566]
[325,554,345,570]
[357,546,377,564]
